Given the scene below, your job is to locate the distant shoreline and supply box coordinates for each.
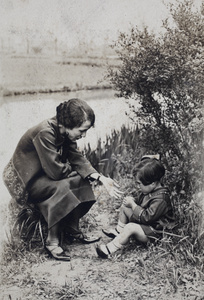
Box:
[0,55,119,97]
[2,84,113,97]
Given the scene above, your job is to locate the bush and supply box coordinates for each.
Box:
[106,0,204,249]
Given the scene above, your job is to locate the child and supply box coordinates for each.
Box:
[96,157,174,258]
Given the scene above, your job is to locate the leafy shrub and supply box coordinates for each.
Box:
[106,0,204,251]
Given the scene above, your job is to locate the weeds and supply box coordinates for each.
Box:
[50,279,86,300]
[84,125,142,179]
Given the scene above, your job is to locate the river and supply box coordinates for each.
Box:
[0,89,135,203]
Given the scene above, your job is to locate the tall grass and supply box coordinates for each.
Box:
[84,125,142,179]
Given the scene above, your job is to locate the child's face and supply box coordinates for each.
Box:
[136,178,156,195]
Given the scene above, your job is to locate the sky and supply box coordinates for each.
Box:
[0,0,173,48]
[0,0,202,51]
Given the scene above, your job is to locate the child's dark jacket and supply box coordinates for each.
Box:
[130,187,175,231]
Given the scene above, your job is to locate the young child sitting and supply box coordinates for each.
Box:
[96,157,175,258]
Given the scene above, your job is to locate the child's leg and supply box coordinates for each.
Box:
[103,205,133,238]
[118,205,133,224]
[97,223,148,258]
[114,222,148,245]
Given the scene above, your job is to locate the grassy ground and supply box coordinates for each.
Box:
[1,185,204,300]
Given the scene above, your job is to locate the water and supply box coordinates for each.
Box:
[0,89,133,203]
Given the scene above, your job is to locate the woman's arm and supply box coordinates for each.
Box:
[64,141,97,178]
[88,173,123,199]
[33,130,73,180]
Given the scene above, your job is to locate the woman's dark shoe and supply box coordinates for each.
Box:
[63,227,101,244]
[96,244,110,259]
[71,232,101,244]
[102,228,119,239]
[45,242,71,261]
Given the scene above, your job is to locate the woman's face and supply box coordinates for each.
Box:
[60,120,92,142]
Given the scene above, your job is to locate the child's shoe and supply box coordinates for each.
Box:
[96,244,110,259]
[102,228,120,239]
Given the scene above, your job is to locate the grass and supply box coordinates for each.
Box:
[1,185,204,300]
[1,233,204,299]
[1,126,204,299]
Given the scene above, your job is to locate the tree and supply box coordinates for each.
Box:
[108,0,204,244]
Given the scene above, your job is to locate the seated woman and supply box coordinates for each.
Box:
[3,98,122,261]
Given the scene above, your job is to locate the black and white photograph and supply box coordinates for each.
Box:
[0,0,203,299]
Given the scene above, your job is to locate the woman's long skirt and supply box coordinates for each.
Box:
[27,172,95,229]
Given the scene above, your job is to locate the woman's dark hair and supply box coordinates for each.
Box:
[56,98,95,129]
[132,158,165,186]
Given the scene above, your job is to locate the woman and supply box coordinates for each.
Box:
[3,98,122,261]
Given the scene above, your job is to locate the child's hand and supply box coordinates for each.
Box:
[123,196,136,209]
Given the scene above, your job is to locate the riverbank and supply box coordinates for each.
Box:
[0,54,119,97]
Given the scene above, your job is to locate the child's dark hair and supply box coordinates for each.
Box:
[133,158,165,185]
[56,99,95,129]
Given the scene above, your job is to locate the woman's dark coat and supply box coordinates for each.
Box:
[3,117,97,228]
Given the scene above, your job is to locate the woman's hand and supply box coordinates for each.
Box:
[123,196,137,210]
[100,176,123,199]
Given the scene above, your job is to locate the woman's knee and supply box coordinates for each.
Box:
[28,176,69,199]
[54,178,70,193]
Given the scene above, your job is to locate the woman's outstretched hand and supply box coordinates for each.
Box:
[100,176,123,199]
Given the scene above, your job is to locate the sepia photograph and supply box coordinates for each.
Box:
[0,0,203,299]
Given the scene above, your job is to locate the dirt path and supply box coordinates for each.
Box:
[0,211,170,300]
[2,229,202,300]
[1,192,204,300]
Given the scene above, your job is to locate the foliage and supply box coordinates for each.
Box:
[107,0,204,193]
[84,125,143,180]
[3,198,47,252]
[106,0,204,244]
[16,205,46,246]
